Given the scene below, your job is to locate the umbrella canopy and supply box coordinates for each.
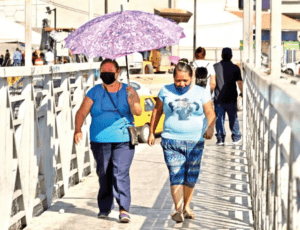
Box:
[64,10,185,59]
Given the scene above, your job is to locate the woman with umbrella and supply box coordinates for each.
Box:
[66,8,186,223]
[74,59,142,223]
[148,59,216,223]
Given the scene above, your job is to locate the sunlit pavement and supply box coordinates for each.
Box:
[25,111,253,230]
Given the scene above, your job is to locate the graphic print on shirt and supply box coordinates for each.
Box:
[168,98,200,121]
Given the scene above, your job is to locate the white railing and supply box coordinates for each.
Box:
[0,63,100,230]
[243,63,300,230]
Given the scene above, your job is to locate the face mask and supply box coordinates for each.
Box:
[175,84,191,95]
[100,72,116,85]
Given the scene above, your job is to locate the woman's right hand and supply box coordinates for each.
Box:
[74,131,83,145]
[148,133,155,146]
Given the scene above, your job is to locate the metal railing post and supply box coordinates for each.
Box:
[249,0,254,64]
[270,0,282,76]
[255,0,262,68]
[243,0,250,63]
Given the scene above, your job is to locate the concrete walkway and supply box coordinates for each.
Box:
[25,112,253,230]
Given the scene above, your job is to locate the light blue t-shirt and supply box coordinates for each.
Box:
[158,84,211,142]
[87,83,134,143]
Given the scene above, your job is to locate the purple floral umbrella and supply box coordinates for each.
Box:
[64,10,185,60]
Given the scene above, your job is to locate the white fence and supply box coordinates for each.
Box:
[0,63,100,230]
[243,63,300,230]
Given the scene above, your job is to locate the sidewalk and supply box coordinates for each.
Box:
[25,112,253,230]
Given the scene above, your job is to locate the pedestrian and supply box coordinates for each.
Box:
[13,48,22,66]
[0,55,4,66]
[193,47,216,95]
[45,49,54,65]
[74,59,142,223]
[3,49,11,66]
[212,47,243,146]
[148,59,216,223]
[21,51,25,66]
[34,50,44,66]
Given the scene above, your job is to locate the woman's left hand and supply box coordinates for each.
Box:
[203,127,214,139]
[127,86,139,102]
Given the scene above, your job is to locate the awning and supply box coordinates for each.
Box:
[154,8,193,24]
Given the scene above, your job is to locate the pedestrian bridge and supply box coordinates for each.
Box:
[0,58,299,230]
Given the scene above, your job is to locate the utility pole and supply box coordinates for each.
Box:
[89,0,93,62]
[25,0,32,67]
[105,0,108,14]
[169,0,172,8]
[193,0,197,61]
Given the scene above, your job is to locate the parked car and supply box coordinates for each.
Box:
[281,61,300,76]
[134,95,165,143]
[119,79,152,95]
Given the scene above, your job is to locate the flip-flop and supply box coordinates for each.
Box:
[171,210,184,223]
[183,210,195,219]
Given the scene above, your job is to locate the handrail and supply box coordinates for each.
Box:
[0,62,100,230]
[243,62,300,229]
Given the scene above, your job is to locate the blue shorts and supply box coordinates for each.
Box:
[161,138,204,188]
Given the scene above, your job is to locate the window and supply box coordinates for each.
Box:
[144,98,155,112]
[130,82,141,91]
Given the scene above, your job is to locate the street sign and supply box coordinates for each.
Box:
[240,40,256,50]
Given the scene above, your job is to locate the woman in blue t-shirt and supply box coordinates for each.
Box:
[74,59,142,223]
[148,59,216,223]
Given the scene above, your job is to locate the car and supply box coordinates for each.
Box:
[134,95,165,143]
[119,78,152,95]
[281,61,300,76]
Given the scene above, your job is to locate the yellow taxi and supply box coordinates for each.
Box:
[134,95,165,143]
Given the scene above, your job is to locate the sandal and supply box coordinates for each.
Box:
[171,210,184,223]
[183,209,195,219]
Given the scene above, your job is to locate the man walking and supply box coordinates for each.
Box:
[13,48,22,66]
[211,47,243,146]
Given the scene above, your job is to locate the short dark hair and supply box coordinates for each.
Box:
[6,49,9,52]
[195,47,206,59]
[47,48,52,52]
[100,59,120,71]
[173,58,193,78]
[222,47,232,61]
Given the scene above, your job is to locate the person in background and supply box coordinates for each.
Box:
[21,51,25,66]
[193,47,216,96]
[212,47,243,146]
[13,48,22,66]
[74,59,142,223]
[148,59,216,223]
[45,49,54,65]
[34,50,44,66]
[0,55,4,66]
[4,50,11,66]
[32,49,38,65]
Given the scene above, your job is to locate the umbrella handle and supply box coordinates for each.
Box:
[125,55,131,97]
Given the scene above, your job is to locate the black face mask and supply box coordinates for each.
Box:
[100,72,116,85]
